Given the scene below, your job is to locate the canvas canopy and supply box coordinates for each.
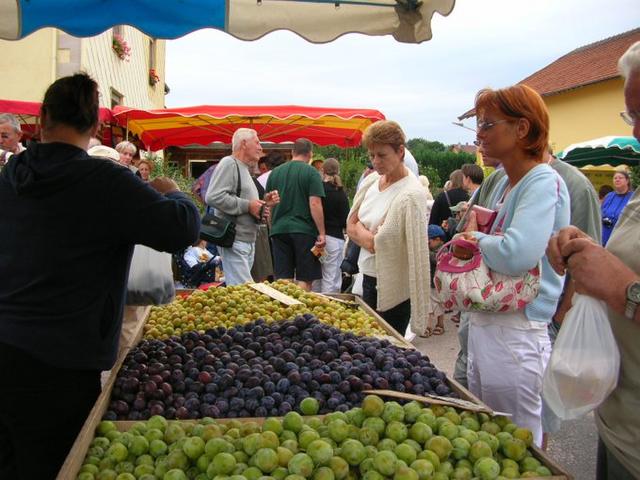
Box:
[112,105,385,149]
[0,0,455,44]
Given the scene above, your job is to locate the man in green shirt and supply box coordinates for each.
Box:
[267,138,326,290]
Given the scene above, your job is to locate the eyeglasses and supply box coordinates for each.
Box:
[476,119,510,132]
[620,111,638,126]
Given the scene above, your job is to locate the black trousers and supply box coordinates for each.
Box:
[0,343,101,480]
[362,274,411,336]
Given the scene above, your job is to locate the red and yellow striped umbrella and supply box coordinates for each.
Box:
[112,105,385,150]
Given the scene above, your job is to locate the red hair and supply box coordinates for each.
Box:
[475,84,549,159]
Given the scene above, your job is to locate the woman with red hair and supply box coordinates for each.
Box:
[463,85,570,445]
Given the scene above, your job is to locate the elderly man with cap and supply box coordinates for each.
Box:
[442,201,468,240]
[0,113,26,166]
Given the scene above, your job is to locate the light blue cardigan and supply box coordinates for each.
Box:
[474,164,570,323]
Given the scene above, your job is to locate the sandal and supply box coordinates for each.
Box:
[432,325,445,335]
[450,313,461,325]
[419,327,432,338]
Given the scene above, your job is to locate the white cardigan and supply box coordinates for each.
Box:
[350,172,431,334]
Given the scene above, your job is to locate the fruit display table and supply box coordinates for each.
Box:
[59,283,572,479]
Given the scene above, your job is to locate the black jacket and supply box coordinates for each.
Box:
[322,182,350,239]
[0,142,200,370]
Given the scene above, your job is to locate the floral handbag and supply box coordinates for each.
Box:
[434,238,540,313]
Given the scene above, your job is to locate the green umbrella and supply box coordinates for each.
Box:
[557,136,640,168]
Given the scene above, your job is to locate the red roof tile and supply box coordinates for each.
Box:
[458,28,640,120]
[450,143,477,155]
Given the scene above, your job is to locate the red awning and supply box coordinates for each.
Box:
[0,99,113,123]
[112,105,385,150]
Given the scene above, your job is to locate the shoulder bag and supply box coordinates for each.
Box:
[200,160,241,248]
[434,237,540,313]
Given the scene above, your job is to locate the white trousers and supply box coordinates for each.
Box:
[218,239,255,286]
[313,235,345,293]
[467,314,551,447]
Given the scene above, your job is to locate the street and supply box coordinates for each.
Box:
[412,318,598,480]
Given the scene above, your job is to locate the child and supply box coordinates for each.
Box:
[183,240,221,286]
[422,225,447,337]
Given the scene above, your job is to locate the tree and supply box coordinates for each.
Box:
[407,138,446,153]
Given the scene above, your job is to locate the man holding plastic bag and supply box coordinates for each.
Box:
[546,41,640,480]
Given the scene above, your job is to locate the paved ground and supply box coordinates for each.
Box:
[411,318,597,480]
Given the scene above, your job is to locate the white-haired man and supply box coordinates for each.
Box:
[206,128,279,285]
[0,113,25,165]
[547,41,640,480]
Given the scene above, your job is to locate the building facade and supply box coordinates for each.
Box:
[0,26,166,113]
[459,28,640,152]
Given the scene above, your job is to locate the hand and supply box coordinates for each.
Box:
[264,190,280,207]
[563,238,637,312]
[249,199,265,219]
[149,177,180,194]
[355,222,376,253]
[452,232,478,243]
[546,226,592,275]
[315,234,326,250]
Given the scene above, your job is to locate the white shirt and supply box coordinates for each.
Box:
[183,246,213,268]
[357,175,413,277]
[257,170,271,189]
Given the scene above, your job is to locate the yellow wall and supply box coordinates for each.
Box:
[0,29,57,101]
[546,78,628,152]
[0,27,165,110]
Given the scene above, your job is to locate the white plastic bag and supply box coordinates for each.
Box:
[543,293,620,420]
[126,245,175,305]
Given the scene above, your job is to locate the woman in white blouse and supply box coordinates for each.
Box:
[347,120,431,336]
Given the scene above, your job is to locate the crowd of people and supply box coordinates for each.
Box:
[0,39,639,480]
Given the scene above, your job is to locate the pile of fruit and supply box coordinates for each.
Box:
[106,316,453,420]
[79,395,552,480]
[143,281,386,340]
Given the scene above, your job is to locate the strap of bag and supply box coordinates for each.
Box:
[233,159,242,197]
[436,238,482,273]
[444,189,452,208]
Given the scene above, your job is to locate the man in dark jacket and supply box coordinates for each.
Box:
[0,73,200,479]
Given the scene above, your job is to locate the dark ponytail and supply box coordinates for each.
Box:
[41,72,99,134]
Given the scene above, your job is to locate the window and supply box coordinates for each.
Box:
[149,38,157,70]
[110,88,124,109]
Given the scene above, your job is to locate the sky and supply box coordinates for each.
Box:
[166,0,640,146]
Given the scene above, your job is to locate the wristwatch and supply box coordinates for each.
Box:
[624,281,640,320]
